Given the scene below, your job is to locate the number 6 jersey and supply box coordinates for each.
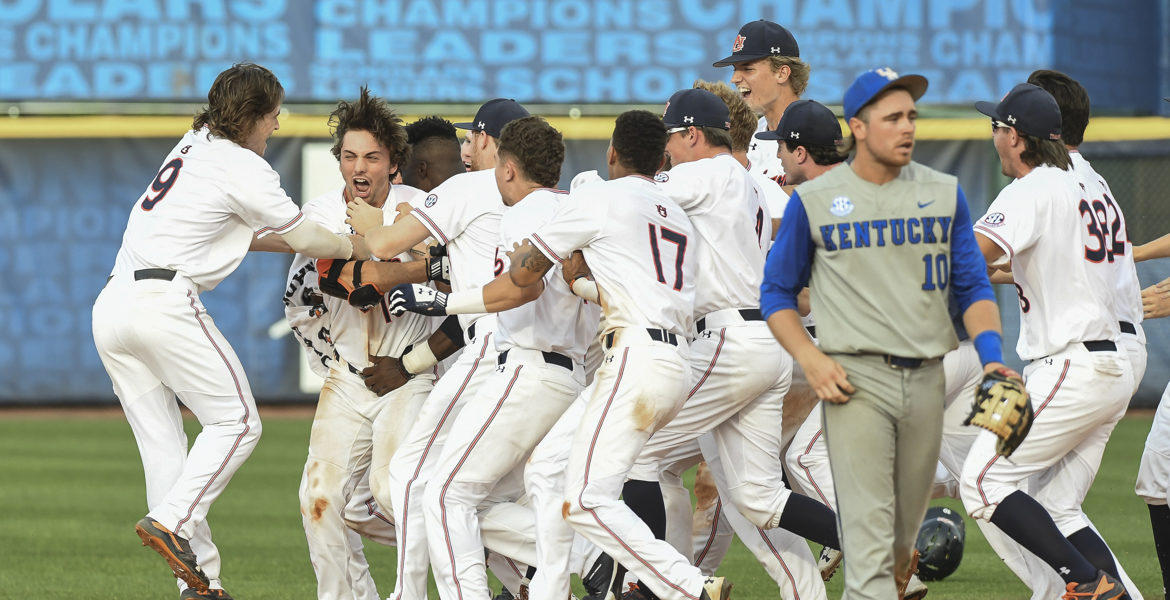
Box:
[974,164,1119,360]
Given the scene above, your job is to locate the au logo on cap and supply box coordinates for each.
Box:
[732,35,746,52]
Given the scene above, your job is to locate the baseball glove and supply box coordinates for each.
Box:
[963,367,1033,457]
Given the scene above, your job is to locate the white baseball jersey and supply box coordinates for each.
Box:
[747,116,785,185]
[301,186,430,364]
[751,169,788,228]
[494,188,600,364]
[408,168,505,333]
[974,165,1119,360]
[1070,151,1143,331]
[654,153,770,317]
[109,127,304,291]
[530,175,696,338]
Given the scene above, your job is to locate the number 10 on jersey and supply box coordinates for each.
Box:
[922,252,949,291]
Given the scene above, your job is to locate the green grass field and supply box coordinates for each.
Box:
[0,410,1162,599]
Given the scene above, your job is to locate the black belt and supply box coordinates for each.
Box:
[497,349,573,371]
[805,325,816,338]
[1084,340,1117,352]
[603,328,678,350]
[465,322,477,344]
[695,308,763,334]
[134,268,177,281]
[1120,321,1136,335]
[883,354,927,369]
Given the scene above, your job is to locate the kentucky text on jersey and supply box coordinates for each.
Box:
[818,216,953,251]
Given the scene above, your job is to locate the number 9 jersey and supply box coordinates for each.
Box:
[109,126,305,291]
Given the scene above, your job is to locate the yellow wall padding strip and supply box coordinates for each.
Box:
[2,114,1169,142]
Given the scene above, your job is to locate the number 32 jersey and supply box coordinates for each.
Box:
[529,175,696,339]
[974,165,1119,360]
[110,127,304,291]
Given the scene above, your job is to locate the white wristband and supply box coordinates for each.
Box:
[401,343,439,375]
[444,289,489,315]
[571,276,600,303]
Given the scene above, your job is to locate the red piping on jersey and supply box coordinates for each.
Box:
[410,207,450,244]
[393,333,492,600]
[575,349,700,600]
[364,498,393,526]
[536,187,569,194]
[174,290,253,534]
[973,225,1015,260]
[437,365,525,600]
[976,359,1069,506]
[256,211,305,236]
[530,233,565,263]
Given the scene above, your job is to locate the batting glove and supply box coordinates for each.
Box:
[425,245,451,284]
[389,283,448,317]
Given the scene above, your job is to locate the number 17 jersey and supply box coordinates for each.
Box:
[529,175,696,339]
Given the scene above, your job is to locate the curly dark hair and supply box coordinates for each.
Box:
[328,86,410,168]
[192,63,283,146]
[497,116,564,188]
[406,115,458,146]
[612,110,667,176]
[1027,70,1089,147]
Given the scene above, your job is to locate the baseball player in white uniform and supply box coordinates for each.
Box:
[963,83,1135,599]
[490,110,722,600]
[287,89,441,600]
[713,19,807,185]
[345,98,530,600]
[390,115,601,600]
[92,63,368,599]
[614,90,838,600]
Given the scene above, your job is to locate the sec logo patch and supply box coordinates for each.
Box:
[982,212,1005,227]
[654,172,669,183]
[425,194,438,207]
[829,196,854,217]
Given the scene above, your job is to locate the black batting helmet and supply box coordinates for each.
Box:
[915,506,965,581]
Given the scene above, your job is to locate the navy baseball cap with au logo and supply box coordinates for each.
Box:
[662,89,731,130]
[712,20,799,67]
[756,99,842,147]
[454,98,529,138]
[975,83,1062,141]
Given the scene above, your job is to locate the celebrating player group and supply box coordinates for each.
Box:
[94,16,1170,600]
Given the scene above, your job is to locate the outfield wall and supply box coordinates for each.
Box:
[1,115,1168,405]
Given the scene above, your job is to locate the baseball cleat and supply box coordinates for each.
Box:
[902,573,928,600]
[583,553,624,600]
[135,517,209,593]
[180,588,233,599]
[1061,570,1128,600]
[818,547,843,581]
[702,575,732,600]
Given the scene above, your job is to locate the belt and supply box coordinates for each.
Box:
[1120,321,1136,335]
[805,325,816,338]
[134,268,177,281]
[882,354,932,369]
[1084,340,1117,352]
[465,322,476,343]
[497,349,573,371]
[695,308,762,334]
[603,328,678,350]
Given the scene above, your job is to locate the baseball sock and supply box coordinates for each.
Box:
[776,493,840,549]
[990,490,1097,584]
[1148,503,1170,592]
[1066,527,1119,579]
[622,479,667,540]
